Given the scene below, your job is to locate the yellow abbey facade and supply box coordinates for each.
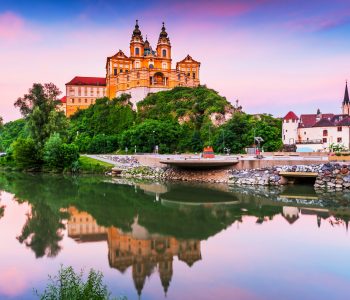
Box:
[63,21,201,116]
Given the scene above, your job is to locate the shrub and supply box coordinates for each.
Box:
[43,134,79,170]
[36,266,121,300]
[12,138,41,170]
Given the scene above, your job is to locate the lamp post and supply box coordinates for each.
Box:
[152,130,155,154]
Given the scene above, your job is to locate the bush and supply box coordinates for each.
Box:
[12,138,41,170]
[43,134,79,170]
[87,135,118,154]
[36,266,120,300]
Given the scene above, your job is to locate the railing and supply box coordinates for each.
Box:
[296,139,323,144]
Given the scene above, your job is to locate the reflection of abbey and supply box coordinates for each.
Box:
[61,20,201,117]
[67,207,201,297]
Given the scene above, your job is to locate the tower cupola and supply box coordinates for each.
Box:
[156,22,171,60]
[130,19,144,57]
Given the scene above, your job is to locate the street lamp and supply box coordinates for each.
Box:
[152,130,155,154]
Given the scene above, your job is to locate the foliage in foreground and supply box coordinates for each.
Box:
[36,266,123,300]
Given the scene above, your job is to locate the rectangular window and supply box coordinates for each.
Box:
[338,126,342,132]
[323,130,328,136]
[193,73,196,79]
[113,68,117,75]
[120,69,123,73]
[71,98,74,104]
[338,137,342,143]
[323,138,327,143]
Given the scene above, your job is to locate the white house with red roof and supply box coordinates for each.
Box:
[282,82,350,151]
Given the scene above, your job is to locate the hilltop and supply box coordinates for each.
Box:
[137,86,240,127]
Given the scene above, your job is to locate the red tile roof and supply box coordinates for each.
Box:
[313,118,334,127]
[66,76,106,86]
[283,111,299,120]
[299,113,334,128]
[60,96,67,103]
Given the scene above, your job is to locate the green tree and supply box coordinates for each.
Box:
[43,133,79,170]
[12,138,42,170]
[119,120,182,153]
[14,83,68,148]
[0,119,28,152]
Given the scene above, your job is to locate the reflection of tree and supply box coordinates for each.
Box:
[0,191,4,219]
[17,201,68,258]
[0,205,4,219]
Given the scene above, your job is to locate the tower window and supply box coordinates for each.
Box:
[135,47,140,55]
[113,68,117,75]
[193,73,196,79]
[135,61,140,68]
[162,49,167,57]
[149,64,154,69]
[162,62,167,69]
[120,69,123,73]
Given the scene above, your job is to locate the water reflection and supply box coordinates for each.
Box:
[0,172,350,299]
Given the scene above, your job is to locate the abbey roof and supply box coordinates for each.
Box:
[66,76,106,86]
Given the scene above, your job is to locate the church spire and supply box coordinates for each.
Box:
[132,19,142,38]
[343,81,349,105]
[159,22,168,38]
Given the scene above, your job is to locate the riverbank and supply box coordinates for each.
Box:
[0,155,114,174]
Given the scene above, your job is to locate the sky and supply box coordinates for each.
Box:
[1,0,350,122]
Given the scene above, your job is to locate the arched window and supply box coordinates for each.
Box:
[135,61,140,69]
[135,47,140,55]
[162,49,167,57]
[162,62,167,69]
[149,64,154,69]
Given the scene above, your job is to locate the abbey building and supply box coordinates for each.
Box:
[62,21,201,116]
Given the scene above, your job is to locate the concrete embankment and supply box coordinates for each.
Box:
[88,154,350,191]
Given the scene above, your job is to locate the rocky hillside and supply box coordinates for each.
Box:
[136,86,240,127]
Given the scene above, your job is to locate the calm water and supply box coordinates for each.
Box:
[0,173,350,300]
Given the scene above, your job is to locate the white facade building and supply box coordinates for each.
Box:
[282,82,350,152]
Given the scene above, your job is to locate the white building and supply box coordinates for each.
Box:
[282,82,350,152]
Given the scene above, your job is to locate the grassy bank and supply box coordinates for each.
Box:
[78,156,114,174]
[0,155,114,174]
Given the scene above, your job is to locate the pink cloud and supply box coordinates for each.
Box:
[284,10,350,32]
[0,11,39,42]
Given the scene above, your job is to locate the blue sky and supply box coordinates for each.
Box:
[1,0,350,121]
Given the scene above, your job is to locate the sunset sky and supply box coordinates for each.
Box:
[1,0,350,122]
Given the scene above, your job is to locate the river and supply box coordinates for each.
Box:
[0,172,349,300]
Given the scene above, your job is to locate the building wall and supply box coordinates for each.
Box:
[297,126,350,150]
[66,84,106,117]
[282,119,298,144]
[116,86,169,108]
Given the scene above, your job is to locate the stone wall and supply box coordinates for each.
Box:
[228,165,321,186]
[228,163,350,192]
